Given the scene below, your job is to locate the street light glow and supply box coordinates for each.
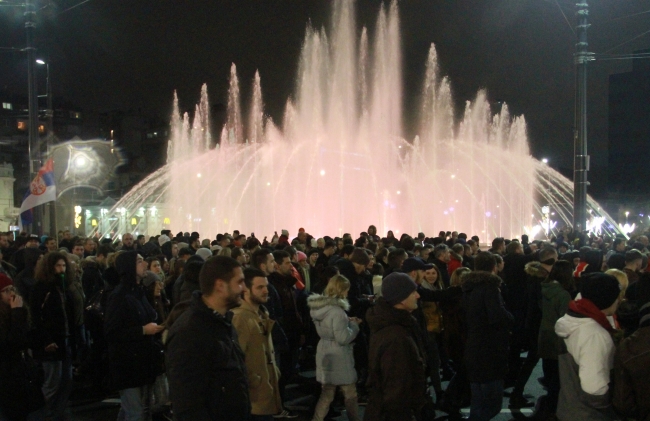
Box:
[542,158,548,164]
[36,59,45,65]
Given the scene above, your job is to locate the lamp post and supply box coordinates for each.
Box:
[573,0,594,233]
[36,59,57,240]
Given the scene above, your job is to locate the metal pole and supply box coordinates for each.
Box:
[46,62,58,239]
[573,1,593,233]
[25,0,40,233]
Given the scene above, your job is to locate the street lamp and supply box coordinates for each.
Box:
[36,58,57,239]
[542,158,548,164]
[35,59,53,149]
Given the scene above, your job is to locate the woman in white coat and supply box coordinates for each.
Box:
[307,275,361,421]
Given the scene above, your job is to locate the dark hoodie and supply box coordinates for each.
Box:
[104,251,162,390]
[364,298,428,421]
[13,247,42,303]
[462,271,513,383]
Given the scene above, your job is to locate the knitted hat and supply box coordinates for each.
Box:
[142,270,160,287]
[0,273,13,291]
[296,251,307,262]
[195,248,212,261]
[580,273,621,310]
[381,272,417,306]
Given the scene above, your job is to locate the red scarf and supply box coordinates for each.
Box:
[569,298,615,333]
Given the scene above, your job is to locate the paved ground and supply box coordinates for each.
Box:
[69,359,545,420]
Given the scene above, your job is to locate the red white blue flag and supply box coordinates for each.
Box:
[19,159,56,229]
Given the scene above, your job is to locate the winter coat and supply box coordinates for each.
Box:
[231,300,282,416]
[308,294,359,385]
[462,271,513,383]
[104,251,163,390]
[334,258,372,319]
[613,305,650,421]
[538,281,570,359]
[165,292,250,421]
[524,261,550,342]
[502,252,534,339]
[0,306,45,419]
[555,312,617,421]
[364,298,428,421]
[30,276,76,361]
[13,248,42,304]
[268,271,303,344]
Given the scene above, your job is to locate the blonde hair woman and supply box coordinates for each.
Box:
[307,275,361,421]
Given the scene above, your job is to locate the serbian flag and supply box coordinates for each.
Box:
[19,159,56,229]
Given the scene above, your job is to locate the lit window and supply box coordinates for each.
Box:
[38,125,45,134]
[17,121,26,131]
[2,103,12,110]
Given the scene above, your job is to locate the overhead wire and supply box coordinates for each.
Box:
[56,0,91,15]
[602,28,650,54]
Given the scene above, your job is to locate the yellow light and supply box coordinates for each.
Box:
[163,217,170,224]
[91,219,97,227]
[74,215,82,229]
[131,217,137,226]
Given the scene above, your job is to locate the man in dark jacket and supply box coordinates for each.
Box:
[613,276,650,421]
[165,256,250,421]
[463,252,513,421]
[104,251,164,420]
[365,272,428,421]
[510,246,557,407]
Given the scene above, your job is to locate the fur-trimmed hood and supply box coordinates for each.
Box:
[525,261,550,279]
[308,294,350,322]
[307,294,350,311]
[461,271,502,293]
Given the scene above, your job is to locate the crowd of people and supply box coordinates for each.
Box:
[0,225,649,421]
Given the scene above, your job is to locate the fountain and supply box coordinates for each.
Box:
[93,0,621,241]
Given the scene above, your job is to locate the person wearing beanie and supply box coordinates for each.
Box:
[364,272,428,421]
[613,274,650,421]
[555,272,622,421]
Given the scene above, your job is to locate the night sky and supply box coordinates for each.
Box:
[1,0,649,177]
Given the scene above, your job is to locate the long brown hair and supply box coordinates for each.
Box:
[35,252,75,284]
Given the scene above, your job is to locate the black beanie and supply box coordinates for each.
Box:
[580,273,621,310]
[381,272,417,306]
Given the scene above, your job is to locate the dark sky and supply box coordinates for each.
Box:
[2,0,649,174]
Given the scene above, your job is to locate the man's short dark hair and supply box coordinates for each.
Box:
[350,248,370,266]
[137,235,145,240]
[96,245,114,258]
[199,256,242,296]
[340,244,355,257]
[387,248,407,269]
[272,250,291,265]
[474,252,497,272]
[323,239,335,250]
[433,244,449,259]
[243,267,267,290]
[491,237,505,250]
[178,247,194,257]
[251,248,272,270]
[506,241,522,255]
[539,246,559,262]
[625,249,643,264]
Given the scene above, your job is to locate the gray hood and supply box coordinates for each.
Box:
[307,294,350,322]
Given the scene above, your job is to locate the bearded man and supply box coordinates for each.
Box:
[232,268,291,420]
[165,256,251,421]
